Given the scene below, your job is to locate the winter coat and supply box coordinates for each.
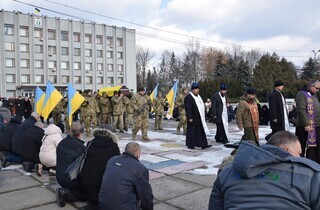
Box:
[24,100,32,119]
[18,125,44,163]
[81,128,120,209]
[296,90,320,127]
[236,96,258,128]
[211,92,228,124]
[209,141,320,210]
[12,116,38,156]
[0,116,22,152]
[268,89,287,130]
[111,95,124,115]
[99,152,154,210]
[56,135,85,189]
[14,99,25,117]
[0,115,4,133]
[39,124,63,167]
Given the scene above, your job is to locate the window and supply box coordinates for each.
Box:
[117,38,123,47]
[85,34,92,43]
[48,30,56,40]
[74,48,81,56]
[4,24,14,36]
[107,51,113,58]
[21,75,30,83]
[86,76,93,84]
[48,46,56,55]
[85,49,92,57]
[20,43,29,52]
[74,76,81,84]
[117,77,124,84]
[34,28,43,39]
[49,75,57,84]
[61,31,68,41]
[6,74,15,83]
[62,76,69,84]
[20,26,28,37]
[97,77,103,84]
[85,62,92,71]
[35,75,44,84]
[97,63,103,71]
[35,60,44,69]
[106,37,113,47]
[97,50,103,58]
[107,77,114,86]
[118,64,123,72]
[107,64,113,71]
[5,42,15,51]
[5,58,15,67]
[20,59,30,68]
[61,47,69,55]
[73,32,80,42]
[117,52,123,59]
[35,44,43,53]
[48,60,57,69]
[96,35,103,44]
[74,62,81,70]
[61,61,69,70]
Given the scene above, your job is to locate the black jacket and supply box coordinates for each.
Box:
[56,135,85,189]
[99,153,153,210]
[12,116,37,155]
[211,92,228,124]
[0,116,22,152]
[24,100,32,119]
[19,125,44,163]
[269,89,286,130]
[14,99,25,117]
[81,128,120,210]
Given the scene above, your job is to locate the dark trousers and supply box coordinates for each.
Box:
[296,126,320,163]
[215,123,228,143]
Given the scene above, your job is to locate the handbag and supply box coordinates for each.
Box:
[64,141,92,181]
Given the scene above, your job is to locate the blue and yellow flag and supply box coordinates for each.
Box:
[34,86,45,115]
[67,83,85,126]
[42,81,63,120]
[166,81,179,116]
[149,84,159,112]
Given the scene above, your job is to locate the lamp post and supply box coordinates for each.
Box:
[312,49,320,61]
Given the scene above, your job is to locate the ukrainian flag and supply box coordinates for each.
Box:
[34,87,45,115]
[67,83,85,126]
[166,81,179,116]
[149,84,159,112]
[42,81,63,120]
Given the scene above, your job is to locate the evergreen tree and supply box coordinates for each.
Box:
[300,58,317,80]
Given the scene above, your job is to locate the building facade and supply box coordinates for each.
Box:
[0,10,136,97]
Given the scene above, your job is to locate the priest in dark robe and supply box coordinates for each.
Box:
[184,83,212,150]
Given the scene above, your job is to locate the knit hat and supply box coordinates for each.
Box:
[246,87,256,95]
[220,83,227,90]
[191,83,200,90]
[274,80,284,87]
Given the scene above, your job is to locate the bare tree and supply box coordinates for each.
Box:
[245,49,262,75]
[136,46,155,87]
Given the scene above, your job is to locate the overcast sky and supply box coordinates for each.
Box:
[1,0,320,67]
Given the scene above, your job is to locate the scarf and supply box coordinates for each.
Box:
[219,92,228,136]
[190,92,210,134]
[246,100,259,140]
[303,91,317,147]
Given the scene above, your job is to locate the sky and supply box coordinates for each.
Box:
[1,0,320,67]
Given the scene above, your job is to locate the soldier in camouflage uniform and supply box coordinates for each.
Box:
[131,87,152,141]
[81,90,100,137]
[124,92,134,131]
[175,87,189,135]
[95,92,102,126]
[153,92,167,130]
[79,91,87,125]
[122,93,131,131]
[52,98,67,124]
[111,90,125,132]
[100,92,112,124]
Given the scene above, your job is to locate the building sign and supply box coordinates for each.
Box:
[35,17,42,27]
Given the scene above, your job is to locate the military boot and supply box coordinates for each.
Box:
[142,137,150,141]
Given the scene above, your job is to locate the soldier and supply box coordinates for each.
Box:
[81,90,100,137]
[100,92,113,124]
[124,92,134,131]
[95,92,102,126]
[111,90,125,133]
[131,87,152,141]
[52,98,66,125]
[153,92,167,130]
[176,87,189,135]
[122,92,131,132]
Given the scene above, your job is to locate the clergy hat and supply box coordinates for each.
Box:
[246,87,256,95]
[274,80,284,87]
[191,83,200,90]
[220,83,227,90]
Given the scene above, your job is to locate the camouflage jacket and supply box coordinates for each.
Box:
[82,96,100,116]
[99,96,112,114]
[111,95,124,115]
[153,96,167,116]
[52,99,66,113]
[175,92,187,115]
[122,96,130,113]
[131,93,152,116]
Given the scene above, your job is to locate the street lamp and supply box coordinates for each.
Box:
[312,49,320,61]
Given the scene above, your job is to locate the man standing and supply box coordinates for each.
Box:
[153,92,167,130]
[268,80,290,139]
[295,81,320,163]
[82,90,100,137]
[236,88,259,145]
[184,83,211,149]
[100,92,112,125]
[175,87,189,135]
[211,83,229,144]
[99,142,153,210]
[111,90,124,133]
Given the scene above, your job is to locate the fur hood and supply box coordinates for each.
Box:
[91,128,119,143]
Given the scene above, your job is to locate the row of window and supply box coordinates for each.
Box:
[4,24,123,46]
[5,58,124,72]
[5,74,122,85]
[4,42,124,58]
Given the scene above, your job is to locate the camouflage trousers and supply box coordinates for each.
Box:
[96,113,101,126]
[113,115,124,131]
[52,112,61,124]
[84,114,97,136]
[154,115,163,130]
[125,113,133,130]
[101,113,112,125]
[177,114,187,134]
[132,114,149,139]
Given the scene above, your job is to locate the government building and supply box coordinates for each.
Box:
[0,10,136,97]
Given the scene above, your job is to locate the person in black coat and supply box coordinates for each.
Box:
[56,122,87,207]
[184,83,211,149]
[81,125,120,210]
[0,116,22,153]
[24,97,32,119]
[14,96,25,118]
[99,142,153,210]
[211,84,229,144]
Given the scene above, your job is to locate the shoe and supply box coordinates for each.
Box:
[22,161,34,173]
[119,130,124,133]
[202,145,212,149]
[124,128,128,132]
[142,137,150,141]
[35,164,43,177]
[158,127,163,130]
[56,188,66,207]
[188,146,195,150]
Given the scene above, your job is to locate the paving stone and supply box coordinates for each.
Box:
[140,154,170,163]
[0,171,40,193]
[0,187,55,209]
[156,161,206,175]
[150,176,203,201]
[166,188,212,210]
[163,153,188,160]
[26,203,77,210]
[173,173,216,187]
[149,170,166,180]
[147,160,184,170]
[154,202,181,210]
